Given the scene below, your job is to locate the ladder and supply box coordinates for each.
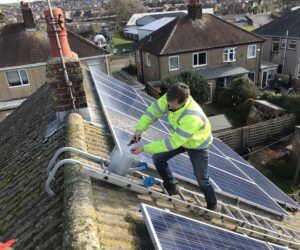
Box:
[46,147,300,249]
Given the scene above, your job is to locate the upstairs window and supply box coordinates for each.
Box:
[169,56,179,71]
[193,52,207,66]
[223,48,236,62]
[288,40,297,50]
[247,44,256,59]
[6,70,29,87]
[272,39,279,52]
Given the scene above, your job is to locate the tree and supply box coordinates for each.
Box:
[218,77,259,108]
[104,0,145,26]
[229,77,259,107]
[160,71,210,105]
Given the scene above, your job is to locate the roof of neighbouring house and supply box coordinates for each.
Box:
[253,8,300,38]
[1,63,300,249]
[0,23,109,68]
[208,114,233,132]
[135,14,264,55]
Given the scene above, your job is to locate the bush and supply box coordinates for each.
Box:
[217,78,259,109]
[261,92,300,114]
[160,71,210,105]
[242,98,254,120]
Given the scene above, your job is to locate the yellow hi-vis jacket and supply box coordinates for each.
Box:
[135,94,213,154]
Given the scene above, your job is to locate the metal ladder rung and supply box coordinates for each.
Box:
[248,215,264,228]
[193,194,203,207]
[260,219,279,233]
[178,190,187,202]
[221,205,235,219]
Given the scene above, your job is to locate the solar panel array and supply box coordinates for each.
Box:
[141,204,290,250]
[90,67,300,216]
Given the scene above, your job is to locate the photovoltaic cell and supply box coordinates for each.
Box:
[141,204,277,250]
[90,67,296,216]
[232,160,300,209]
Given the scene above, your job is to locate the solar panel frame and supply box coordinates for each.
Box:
[141,203,282,250]
[89,67,292,216]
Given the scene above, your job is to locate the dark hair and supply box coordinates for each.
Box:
[166,83,190,104]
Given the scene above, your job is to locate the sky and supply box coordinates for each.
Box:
[0,0,37,3]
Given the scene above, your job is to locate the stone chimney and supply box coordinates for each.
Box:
[21,1,35,30]
[187,0,202,20]
[45,8,88,112]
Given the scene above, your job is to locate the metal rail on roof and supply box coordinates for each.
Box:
[46,147,300,248]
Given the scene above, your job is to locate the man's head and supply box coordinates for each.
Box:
[166,83,190,111]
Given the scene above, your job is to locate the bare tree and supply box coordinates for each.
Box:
[105,0,145,26]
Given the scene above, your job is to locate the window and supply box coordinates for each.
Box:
[206,83,212,104]
[169,56,179,71]
[5,70,29,87]
[193,52,207,66]
[248,72,255,82]
[288,40,297,50]
[281,39,287,49]
[247,44,256,58]
[223,48,236,62]
[272,39,279,52]
[146,53,151,67]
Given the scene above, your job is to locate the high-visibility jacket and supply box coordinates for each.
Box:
[135,94,213,154]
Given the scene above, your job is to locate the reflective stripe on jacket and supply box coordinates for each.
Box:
[135,94,212,154]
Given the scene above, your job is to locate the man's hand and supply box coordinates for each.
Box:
[130,145,144,155]
[133,131,141,143]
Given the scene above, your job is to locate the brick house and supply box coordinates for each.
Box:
[135,0,264,102]
[0,6,299,250]
[254,9,300,85]
[0,2,110,120]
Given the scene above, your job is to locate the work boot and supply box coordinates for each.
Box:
[207,203,218,211]
[163,183,179,196]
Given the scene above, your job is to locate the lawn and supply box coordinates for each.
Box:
[112,35,135,50]
[242,26,256,32]
[0,2,19,9]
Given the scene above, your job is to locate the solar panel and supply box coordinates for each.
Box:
[141,203,283,250]
[90,67,294,216]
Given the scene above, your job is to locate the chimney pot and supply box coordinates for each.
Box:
[44,8,72,58]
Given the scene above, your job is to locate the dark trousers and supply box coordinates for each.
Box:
[152,147,217,207]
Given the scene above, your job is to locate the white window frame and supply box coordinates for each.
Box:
[281,38,287,49]
[5,69,30,88]
[192,52,207,67]
[205,82,213,104]
[288,40,297,50]
[272,38,280,52]
[146,53,151,67]
[168,55,180,71]
[247,44,256,59]
[223,47,236,62]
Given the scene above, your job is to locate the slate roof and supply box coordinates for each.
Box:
[1,64,300,249]
[0,24,109,68]
[136,14,264,55]
[253,9,300,38]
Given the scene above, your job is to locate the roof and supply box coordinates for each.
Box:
[1,62,300,248]
[138,17,175,31]
[198,64,250,79]
[253,9,300,38]
[260,61,278,70]
[0,24,109,68]
[136,14,264,55]
[208,114,233,132]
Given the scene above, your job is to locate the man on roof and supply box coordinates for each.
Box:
[130,83,218,211]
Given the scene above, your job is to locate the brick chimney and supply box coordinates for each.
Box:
[187,0,202,20]
[21,1,35,30]
[45,8,87,112]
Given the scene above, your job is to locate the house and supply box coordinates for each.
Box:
[253,8,300,80]
[0,2,110,121]
[135,0,264,102]
[0,6,299,250]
